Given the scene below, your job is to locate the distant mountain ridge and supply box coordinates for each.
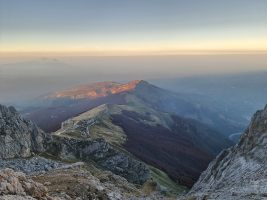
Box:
[47,80,143,99]
[153,71,267,136]
[23,80,243,136]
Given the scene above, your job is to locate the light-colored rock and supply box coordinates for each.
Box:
[0,195,35,200]
[0,156,63,175]
[186,105,267,200]
[48,136,150,184]
[0,105,49,159]
[32,168,138,200]
[0,168,50,199]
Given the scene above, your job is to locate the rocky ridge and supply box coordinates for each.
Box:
[0,104,154,199]
[52,101,232,188]
[0,104,149,185]
[47,80,143,99]
[0,167,131,200]
[0,168,50,200]
[0,105,48,159]
[0,157,63,175]
[185,105,267,200]
[0,164,168,200]
[47,136,150,185]
[25,80,243,136]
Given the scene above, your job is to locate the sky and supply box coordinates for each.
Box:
[1,0,267,55]
[1,0,267,103]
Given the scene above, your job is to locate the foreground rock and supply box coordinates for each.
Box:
[32,168,136,200]
[0,166,168,200]
[186,105,267,200]
[0,168,51,200]
[0,105,48,159]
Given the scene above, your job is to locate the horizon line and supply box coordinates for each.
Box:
[1,50,267,57]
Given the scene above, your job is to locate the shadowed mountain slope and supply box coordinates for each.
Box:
[53,102,232,187]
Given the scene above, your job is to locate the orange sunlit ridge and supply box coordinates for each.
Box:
[47,80,142,100]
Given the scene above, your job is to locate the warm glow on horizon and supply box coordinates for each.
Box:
[1,1,267,57]
[1,37,267,57]
[1,27,267,56]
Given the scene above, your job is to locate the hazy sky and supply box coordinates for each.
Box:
[1,54,267,103]
[1,0,267,55]
[1,1,267,103]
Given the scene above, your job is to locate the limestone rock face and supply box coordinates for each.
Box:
[0,156,64,175]
[186,105,267,200]
[48,136,150,185]
[0,105,48,159]
[0,168,49,199]
[32,168,136,200]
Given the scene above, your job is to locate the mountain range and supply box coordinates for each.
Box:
[21,80,235,187]
[0,101,267,199]
[0,79,266,199]
[23,80,243,136]
[153,71,267,137]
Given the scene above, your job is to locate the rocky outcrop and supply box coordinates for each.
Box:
[48,135,150,185]
[0,104,149,185]
[32,168,135,200]
[186,105,267,200]
[0,166,164,200]
[32,167,169,200]
[0,168,50,199]
[0,105,49,159]
[0,157,63,175]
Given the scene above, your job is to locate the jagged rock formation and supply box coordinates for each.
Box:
[47,136,150,185]
[0,105,48,159]
[0,168,50,200]
[0,167,142,200]
[32,168,140,200]
[186,105,267,200]
[0,156,64,175]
